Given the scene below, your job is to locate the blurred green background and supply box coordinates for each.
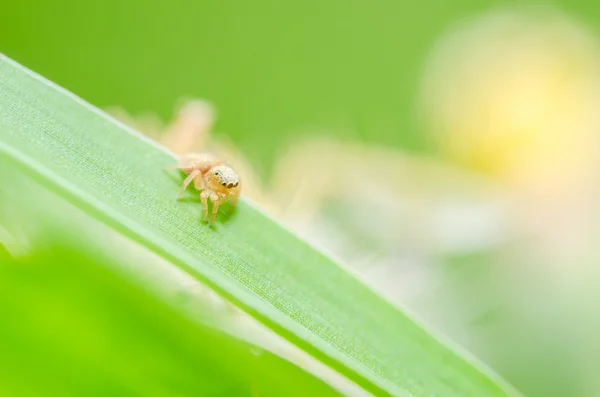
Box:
[3,0,596,175]
[0,237,343,397]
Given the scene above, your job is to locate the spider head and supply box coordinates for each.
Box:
[206,165,240,192]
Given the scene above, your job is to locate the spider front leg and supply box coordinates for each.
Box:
[209,193,223,225]
[200,190,210,222]
[229,186,241,208]
[177,169,200,199]
[194,173,205,190]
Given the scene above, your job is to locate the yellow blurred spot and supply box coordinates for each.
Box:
[419,6,600,189]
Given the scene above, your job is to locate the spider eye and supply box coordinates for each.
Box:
[222,182,226,187]
[233,182,238,187]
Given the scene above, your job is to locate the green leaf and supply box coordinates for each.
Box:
[0,54,520,397]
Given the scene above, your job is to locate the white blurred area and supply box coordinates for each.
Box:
[420,6,600,266]
[415,8,600,396]
[107,6,600,396]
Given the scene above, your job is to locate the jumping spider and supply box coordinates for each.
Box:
[167,153,240,224]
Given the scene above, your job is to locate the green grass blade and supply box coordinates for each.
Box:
[0,54,519,397]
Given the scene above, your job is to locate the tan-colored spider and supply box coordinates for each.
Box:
[167,153,241,224]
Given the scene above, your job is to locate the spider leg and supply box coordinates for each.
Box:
[164,161,189,171]
[194,173,205,190]
[178,169,200,199]
[165,156,196,173]
[229,187,240,207]
[200,190,210,221]
[209,193,222,225]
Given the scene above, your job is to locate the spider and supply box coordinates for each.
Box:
[167,153,240,224]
